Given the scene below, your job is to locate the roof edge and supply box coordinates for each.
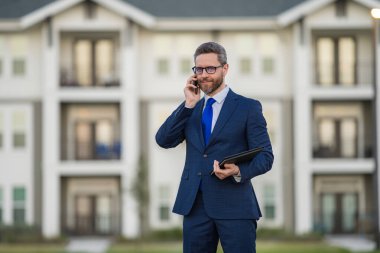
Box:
[20,0,82,29]
[17,0,155,29]
[277,0,333,27]
[278,0,380,27]
[94,0,155,28]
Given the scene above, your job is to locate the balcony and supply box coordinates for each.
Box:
[312,33,373,88]
[313,60,372,88]
[60,69,120,88]
[60,32,120,88]
[60,103,121,161]
[312,101,373,160]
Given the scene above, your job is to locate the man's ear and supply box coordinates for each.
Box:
[223,63,229,76]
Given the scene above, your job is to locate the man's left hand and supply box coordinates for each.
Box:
[213,160,240,180]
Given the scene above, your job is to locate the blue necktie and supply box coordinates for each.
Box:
[202,98,216,145]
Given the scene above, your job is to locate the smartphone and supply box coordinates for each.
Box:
[193,80,199,94]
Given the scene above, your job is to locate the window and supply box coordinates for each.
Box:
[235,35,254,75]
[240,58,252,74]
[314,117,357,158]
[263,184,275,220]
[12,111,26,148]
[158,185,170,221]
[180,58,192,75]
[262,57,275,75]
[157,58,169,75]
[259,34,277,75]
[84,0,96,19]
[336,0,347,17]
[10,35,27,77]
[316,37,356,86]
[153,35,172,76]
[72,39,117,87]
[61,104,121,160]
[263,109,276,144]
[0,188,3,224]
[0,112,3,149]
[13,58,25,76]
[75,119,120,160]
[177,35,196,75]
[13,187,26,226]
[0,36,4,77]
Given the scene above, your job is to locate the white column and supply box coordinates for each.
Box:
[27,105,34,225]
[375,19,380,245]
[293,21,313,234]
[121,20,140,238]
[42,20,60,238]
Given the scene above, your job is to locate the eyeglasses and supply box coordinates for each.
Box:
[192,65,223,74]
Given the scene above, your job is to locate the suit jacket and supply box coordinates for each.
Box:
[155,89,274,220]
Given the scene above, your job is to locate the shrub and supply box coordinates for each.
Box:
[149,227,183,241]
[257,227,323,241]
[0,225,43,243]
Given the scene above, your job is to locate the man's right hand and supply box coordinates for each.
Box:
[184,75,200,108]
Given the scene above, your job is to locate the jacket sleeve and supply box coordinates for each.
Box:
[155,102,194,149]
[239,101,274,183]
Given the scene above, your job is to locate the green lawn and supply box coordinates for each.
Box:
[107,241,375,253]
[0,244,66,253]
[0,241,379,253]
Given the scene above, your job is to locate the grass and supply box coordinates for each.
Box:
[0,241,379,253]
[107,241,357,253]
[0,244,66,253]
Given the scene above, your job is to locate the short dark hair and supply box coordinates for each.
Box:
[194,42,227,65]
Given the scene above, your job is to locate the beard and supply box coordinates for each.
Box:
[199,73,224,95]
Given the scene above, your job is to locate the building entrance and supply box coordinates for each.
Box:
[321,192,358,233]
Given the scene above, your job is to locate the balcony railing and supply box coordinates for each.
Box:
[313,212,375,234]
[60,69,120,88]
[75,141,121,161]
[63,214,120,235]
[313,60,373,86]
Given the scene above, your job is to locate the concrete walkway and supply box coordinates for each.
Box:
[325,235,375,252]
[65,237,112,253]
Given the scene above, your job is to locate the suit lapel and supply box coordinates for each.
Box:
[193,98,205,151]
[207,90,239,147]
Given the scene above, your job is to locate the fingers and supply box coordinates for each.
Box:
[185,75,198,90]
[213,160,229,180]
[213,161,239,180]
[184,75,200,108]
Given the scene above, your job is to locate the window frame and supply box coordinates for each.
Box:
[315,35,357,86]
[13,186,26,226]
[314,116,358,158]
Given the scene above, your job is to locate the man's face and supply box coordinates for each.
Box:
[194,53,228,96]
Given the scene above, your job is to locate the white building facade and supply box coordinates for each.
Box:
[0,0,378,239]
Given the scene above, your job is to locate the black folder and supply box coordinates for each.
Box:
[219,147,263,168]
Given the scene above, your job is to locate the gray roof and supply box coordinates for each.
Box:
[0,0,55,19]
[0,0,307,19]
[123,0,307,18]
[0,0,378,19]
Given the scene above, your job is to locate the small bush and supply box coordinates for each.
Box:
[116,227,183,243]
[0,225,43,243]
[257,227,323,241]
[149,227,183,241]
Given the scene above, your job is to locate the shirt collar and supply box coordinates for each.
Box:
[205,85,230,105]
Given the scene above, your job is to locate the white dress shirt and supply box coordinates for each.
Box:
[203,86,230,132]
[204,86,241,182]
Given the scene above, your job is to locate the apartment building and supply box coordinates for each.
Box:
[0,0,378,238]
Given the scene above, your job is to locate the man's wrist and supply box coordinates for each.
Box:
[185,101,196,108]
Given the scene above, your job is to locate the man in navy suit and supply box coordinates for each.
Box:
[156,42,273,253]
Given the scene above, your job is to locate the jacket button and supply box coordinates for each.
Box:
[197,172,202,176]
[203,154,208,158]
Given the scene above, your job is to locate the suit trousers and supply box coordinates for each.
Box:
[183,191,257,253]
